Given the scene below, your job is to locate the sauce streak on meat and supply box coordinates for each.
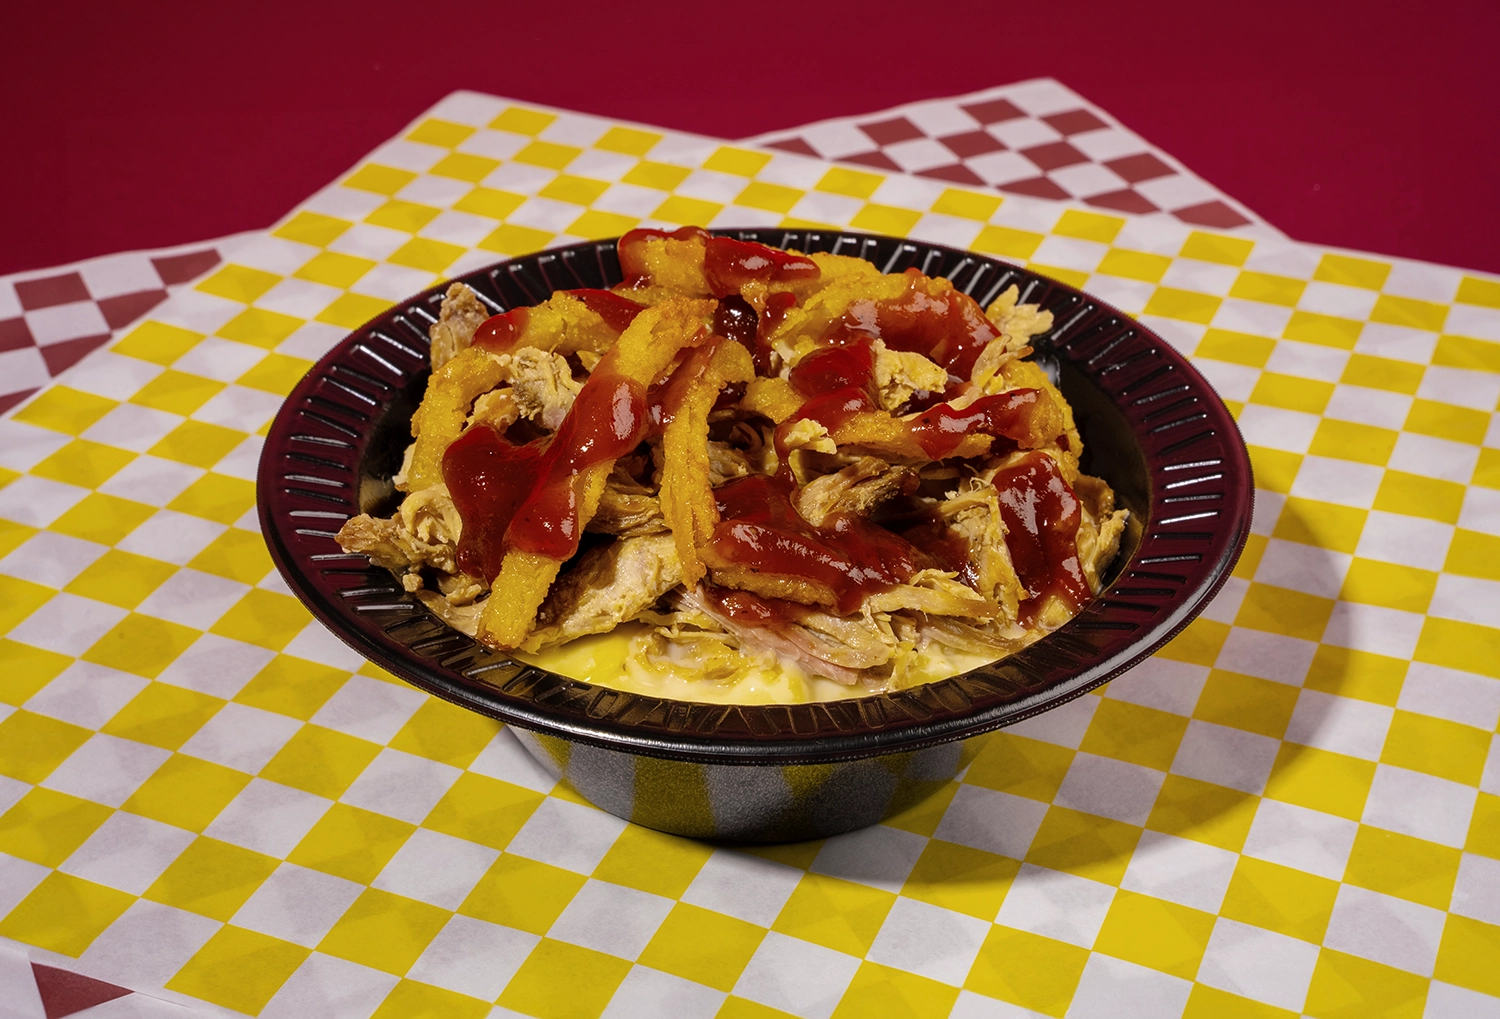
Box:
[471,290,645,352]
[990,451,1089,623]
[829,268,1000,378]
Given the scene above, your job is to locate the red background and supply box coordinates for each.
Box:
[4,0,1497,277]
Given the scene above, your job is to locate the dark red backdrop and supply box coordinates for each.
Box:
[5,0,1497,277]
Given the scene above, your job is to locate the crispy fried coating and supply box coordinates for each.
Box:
[407,348,509,491]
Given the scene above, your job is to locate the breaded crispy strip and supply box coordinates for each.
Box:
[660,340,754,587]
[406,348,508,491]
[831,413,995,461]
[475,298,715,649]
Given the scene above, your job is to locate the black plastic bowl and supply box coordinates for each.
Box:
[258,229,1253,842]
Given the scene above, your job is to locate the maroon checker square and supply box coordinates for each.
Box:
[917,163,989,187]
[1043,109,1109,136]
[859,117,926,146]
[938,130,1008,159]
[767,137,820,158]
[1020,140,1091,172]
[0,388,37,416]
[960,97,1025,125]
[1174,200,1252,229]
[1001,176,1072,201]
[32,963,133,1019]
[841,150,905,172]
[1086,188,1161,215]
[151,248,220,286]
[14,273,90,311]
[1105,152,1176,184]
[97,288,169,329]
[39,334,112,376]
[0,316,35,353]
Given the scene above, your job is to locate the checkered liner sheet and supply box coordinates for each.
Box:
[750,79,1273,236]
[0,940,206,1017]
[1,90,1498,1019]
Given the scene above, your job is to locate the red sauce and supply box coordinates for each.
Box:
[713,295,758,353]
[701,584,801,628]
[618,226,708,285]
[471,290,644,353]
[444,424,545,582]
[990,451,1089,623]
[831,269,1000,378]
[909,388,1045,458]
[648,337,721,430]
[567,289,645,333]
[708,473,937,614]
[702,237,819,298]
[472,307,529,352]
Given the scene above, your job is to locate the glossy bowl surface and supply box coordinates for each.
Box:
[258,230,1252,840]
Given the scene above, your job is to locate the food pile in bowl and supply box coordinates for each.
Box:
[336,227,1128,703]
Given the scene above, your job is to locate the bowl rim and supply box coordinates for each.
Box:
[257,228,1253,765]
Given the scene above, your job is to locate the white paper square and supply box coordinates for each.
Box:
[310,674,427,744]
[0,473,87,528]
[231,863,365,948]
[809,825,927,893]
[1323,883,1445,976]
[1283,690,1393,761]
[136,568,251,630]
[77,899,221,991]
[865,895,990,986]
[467,728,559,794]
[1451,853,1500,927]
[41,733,173,808]
[1214,627,1317,685]
[1353,511,1454,570]
[59,812,197,894]
[407,914,539,1003]
[1064,951,1192,1019]
[1242,798,1358,881]
[205,778,333,858]
[24,661,150,730]
[1054,753,1165,826]
[114,509,227,566]
[1362,765,1478,849]
[731,930,861,1019]
[1422,980,1500,1019]
[1104,658,1208,716]
[340,748,461,825]
[96,455,205,507]
[1399,663,1500,732]
[1287,457,1384,511]
[993,863,1115,948]
[258,951,399,1019]
[1120,830,1238,914]
[1195,916,1320,1013]
[79,403,185,454]
[682,848,804,928]
[1001,693,1098,748]
[179,702,303,774]
[155,632,277,700]
[1169,720,1280,795]
[547,879,675,960]
[933,785,1049,860]
[506,797,628,875]
[6,592,128,656]
[373,828,499,910]
[601,965,727,1019]
[0,530,107,588]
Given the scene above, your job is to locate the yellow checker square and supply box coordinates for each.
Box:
[1339,558,1436,613]
[210,588,313,650]
[478,223,555,256]
[1052,209,1123,244]
[594,126,661,156]
[719,998,800,1019]
[1304,947,1428,1019]
[1404,398,1489,446]
[490,107,556,135]
[1096,248,1172,284]
[365,198,442,234]
[1235,582,1335,642]
[389,698,500,768]
[1344,824,1460,910]
[573,818,697,894]
[166,472,257,524]
[1155,616,1231,667]
[0,577,53,636]
[459,853,585,934]
[1233,533,1269,580]
[1283,309,1364,350]
[0,710,91,784]
[388,237,465,274]
[0,639,70,706]
[901,838,1019,920]
[64,549,176,609]
[1184,986,1298,1019]
[567,210,640,240]
[930,187,1001,222]
[272,211,353,248]
[703,146,772,177]
[144,835,280,920]
[815,167,884,199]
[1229,271,1307,307]
[831,961,958,1019]
[965,924,1089,1018]
[452,187,525,221]
[1446,529,1500,581]
[654,195,725,226]
[1146,774,1259,852]
[343,163,418,196]
[1373,469,1465,523]
[216,307,304,350]
[30,438,135,489]
[316,292,394,330]
[187,527,272,584]
[1415,617,1500,680]
[1305,644,1407,705]
[262,725,381,801]
[294,250,376,290]
[1025,806,1141,885]
[0,787,112,867]
[1028,263,1089,290]
[1340,352,1424,393]
[849,204,922,237]
[0,871,134,957]
[537,173,611,206]
[622,160,692,191]
[1435,914,1500,999]
[429,152,501,183]
[771,872,897,956]
[1142,287,1221,325]
[129,369,225,415]
[884,779,960,839]
[1079,696,1189,771]
[406,118,475,148]
[1248,372,1333,414]
[371,980,490,1019]
[0,518,36,559]
[1457,275,1500,308]
[196,264,281,304]
[122,753,249,832]
[498,938,632,1019]
[84,614,201,680]
[1381,710,1489,786]
[1220,855,1339,943]
[234,654,349,720]
[148,419,245,469]
[971,225,1044,260]
[318,887,450,975]
[51,492,156,546]
[166,925,312,1015]
[113,320,204,365]
[11,385,118,435]
[421,772,543,850]
[513,140,582,170]
[735,181,805,214]
[637,902,767,992]
[1245,445,1304,494]
[1264,743,1375,821]
[287,803,414,885]
[1433,333,1500,373]
[1371,293,1447,333]
[966,732,1075,802]
[1476,447,1500,489]
[1093,889,1215,980]
[1179,231,1254,267]
[1308,418,1398,466]
[1312,253,1391,290]
[1272,497,1367,554]
[1193,670,1299,739]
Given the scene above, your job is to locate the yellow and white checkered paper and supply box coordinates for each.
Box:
[1,91,1498,1019]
